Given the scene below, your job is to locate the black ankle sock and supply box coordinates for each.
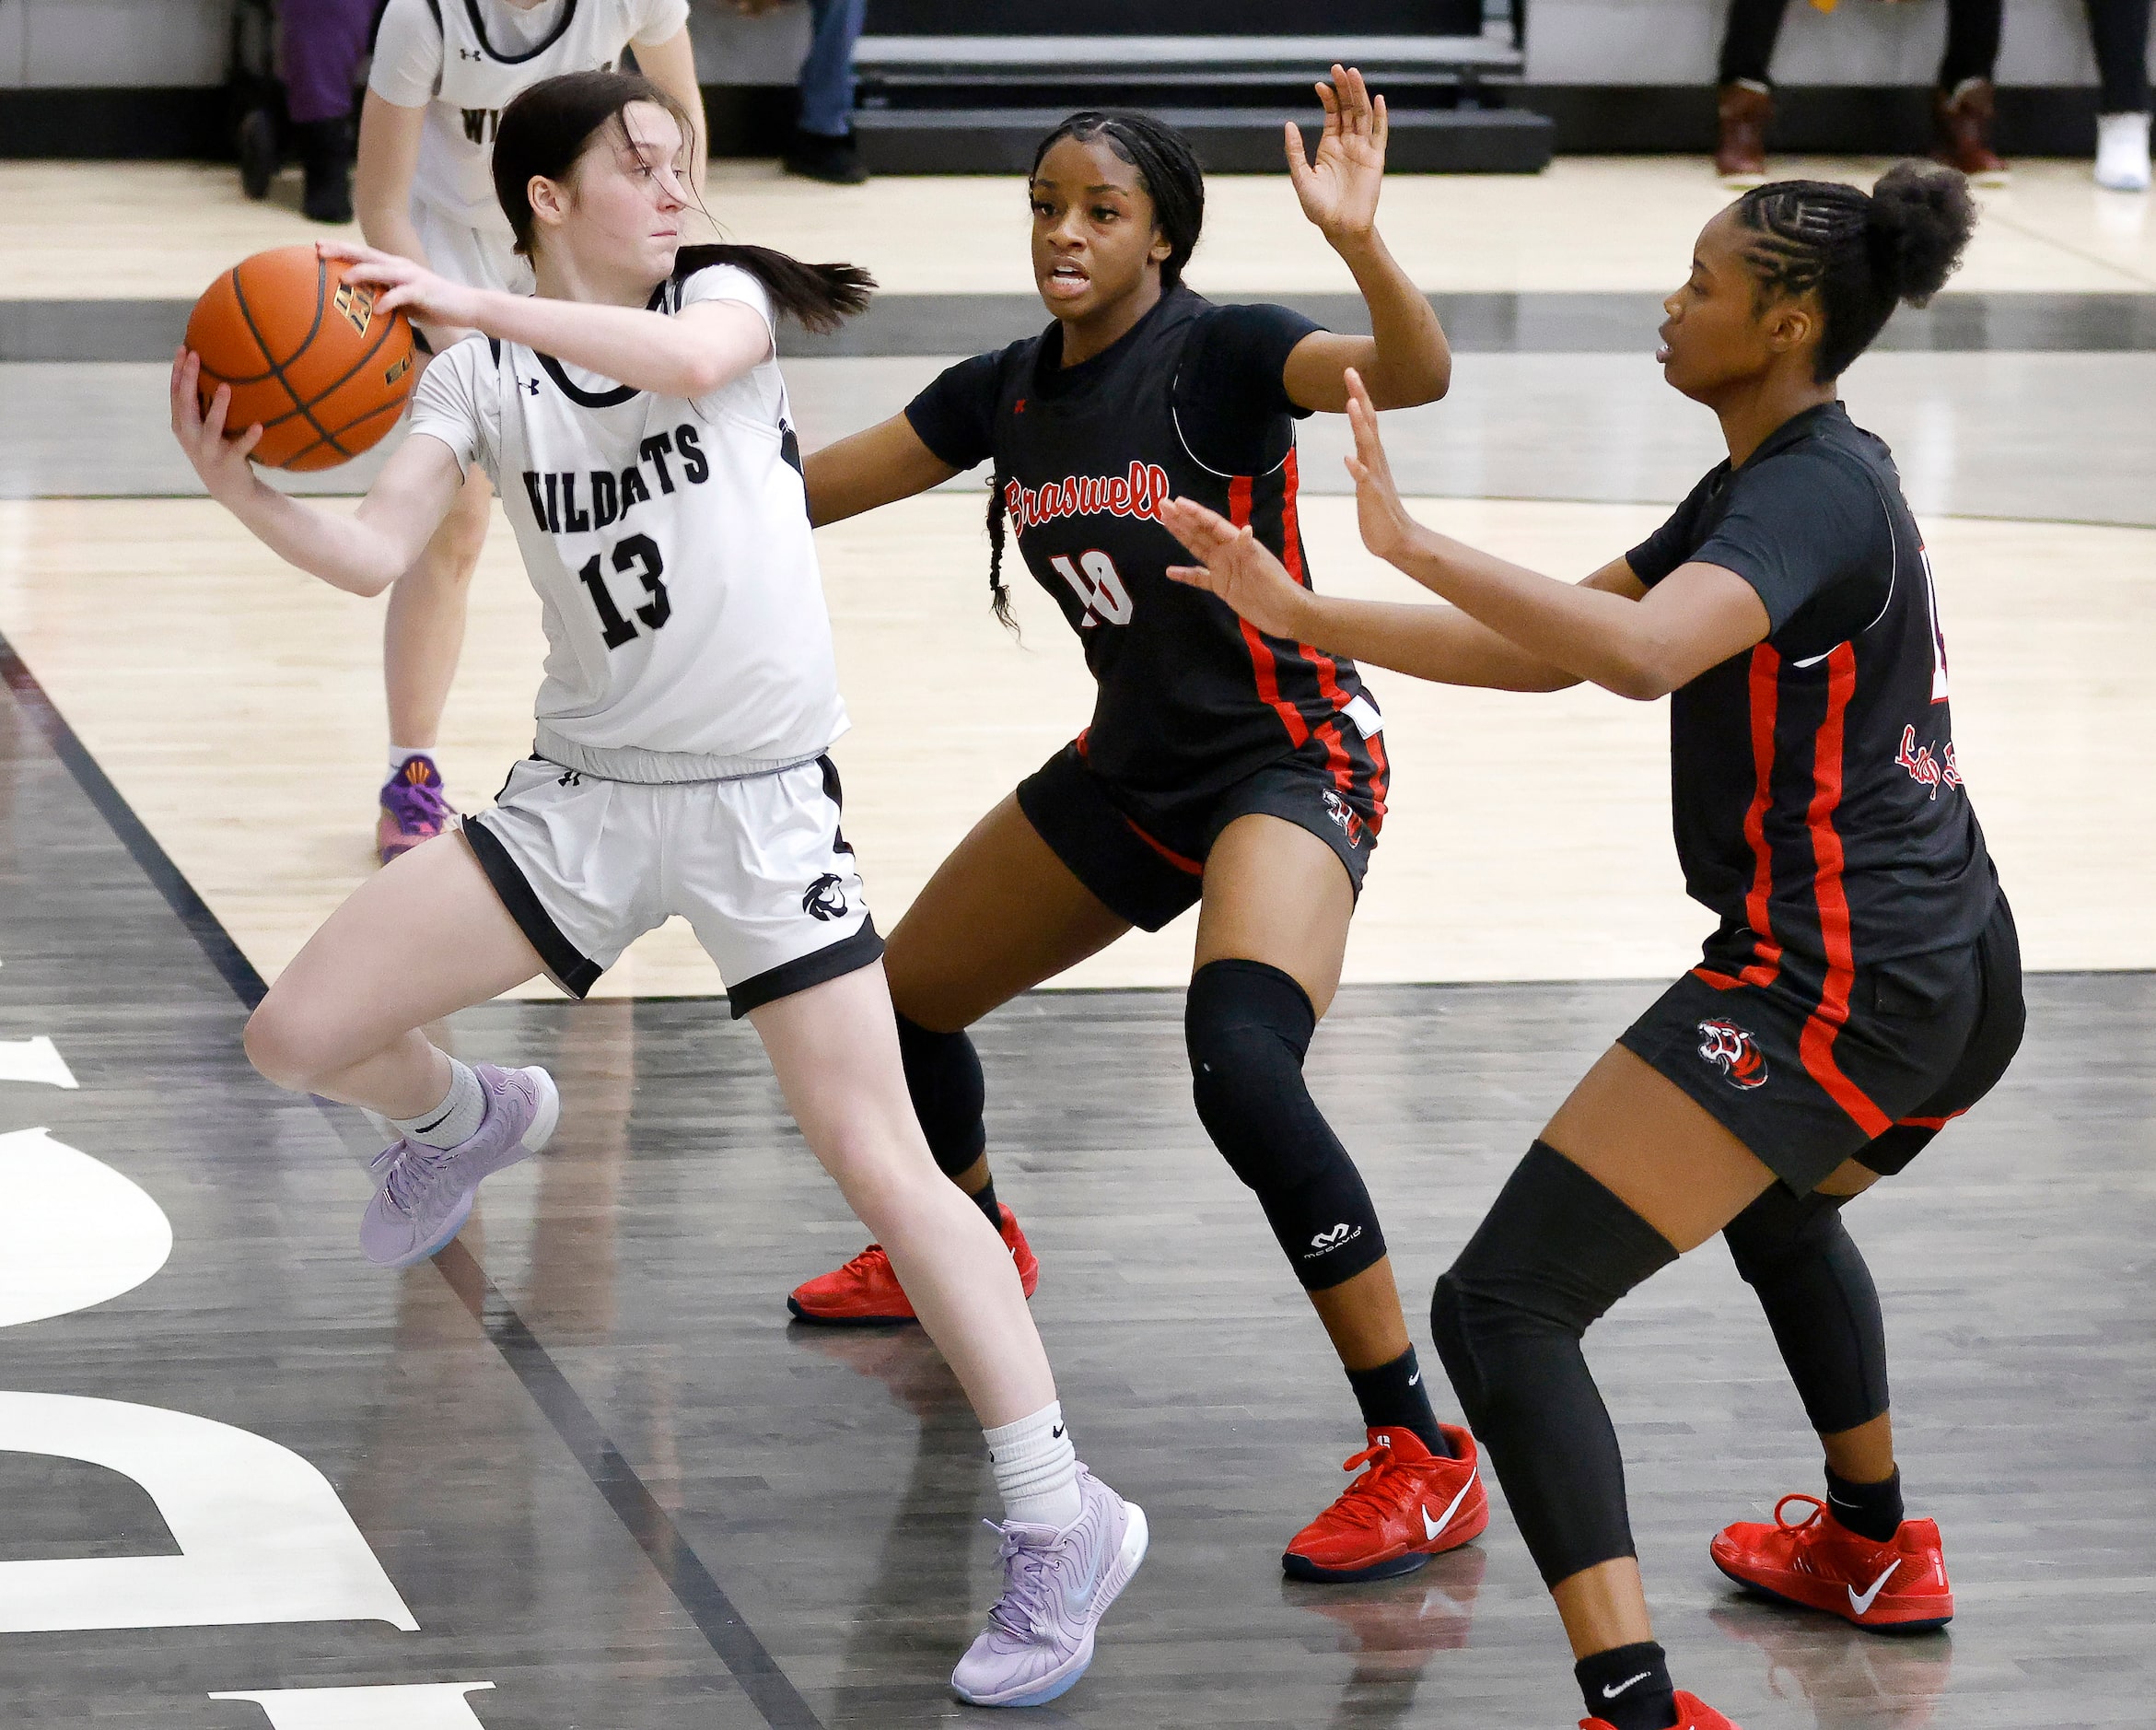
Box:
[1345,1347,1451,1456]
[1824,1465,1904,1542]
[1576,1641,1677,1730]
[966,1177,1002,1230]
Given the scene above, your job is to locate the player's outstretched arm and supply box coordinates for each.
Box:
[802,415,961,528]
[323,241,772,401]
[1160,495,1576,693]
[170,347,460,598]
[1278,64,1450,413]
[1340,370,1771,700]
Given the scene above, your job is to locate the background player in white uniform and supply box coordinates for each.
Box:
[173,73,1145,1709]
[355,0,705,864]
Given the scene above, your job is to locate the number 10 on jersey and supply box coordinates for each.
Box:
[1049,550,1133,626]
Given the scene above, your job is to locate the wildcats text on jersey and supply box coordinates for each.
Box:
[520,424,709,535]
[1005,462,1172,535]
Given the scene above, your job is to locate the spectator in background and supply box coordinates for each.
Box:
[2090,0,2152,189]
[731,0,869,183]
[1715,0,2007,185]
[242,0,379,223]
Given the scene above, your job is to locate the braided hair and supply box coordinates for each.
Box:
[1733,161,1976,382]
[982,111,1206,630]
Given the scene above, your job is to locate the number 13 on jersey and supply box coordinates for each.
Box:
[1049,550,1133,627]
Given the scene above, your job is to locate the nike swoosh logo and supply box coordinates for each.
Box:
[1848,1559,1901,1615]
[1602,1672,1653,1701]
[1420,1468,1477,1541]
[1063,1536,1106,1614]
[1051,1426,1064,1440]
[1407,1371,1420,1386]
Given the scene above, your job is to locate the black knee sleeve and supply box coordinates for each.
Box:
[1429,1141,1676,1586]
[1184,958,1387,1291]
[1724,1186,1889,1434]
[893,1011,987,1179]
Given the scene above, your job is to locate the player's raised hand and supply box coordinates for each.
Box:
[1160,496,1311,641]
[317,240,485,332]
[1287,64,1388,245]
[1343,367,1418,567]
[169,346,264,501]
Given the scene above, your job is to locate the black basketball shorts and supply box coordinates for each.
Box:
[1015,731,1385,932]
[1618,892,2024,1195]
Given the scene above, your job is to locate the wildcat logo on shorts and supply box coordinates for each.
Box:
[1321,789,1367,848]
[1697,1019,1769,1090]
[802,873,849,921]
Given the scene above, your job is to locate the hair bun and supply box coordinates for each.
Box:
[1866,161,1976,307]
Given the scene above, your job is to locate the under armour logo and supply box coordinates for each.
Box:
[520,377,541,396]
[556,769,582,787]
[458,47,484,59]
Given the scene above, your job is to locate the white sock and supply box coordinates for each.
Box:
[392,1058,484,1150]
[985,1401,1081,1529]
[388,746,436,774]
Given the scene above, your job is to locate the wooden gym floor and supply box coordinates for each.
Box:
[0,156,2150,1730]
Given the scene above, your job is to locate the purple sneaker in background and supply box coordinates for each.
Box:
[377,755,458,865]
[359,1064,559,1268]
[950,1467,1148,1708]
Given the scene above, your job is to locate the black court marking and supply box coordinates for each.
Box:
[0,624,827,1730]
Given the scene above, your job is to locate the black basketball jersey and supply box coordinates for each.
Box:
[905,286,1384,802]
[1627,402,1998,982]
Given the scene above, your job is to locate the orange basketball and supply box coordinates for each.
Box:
[185,244,416,472]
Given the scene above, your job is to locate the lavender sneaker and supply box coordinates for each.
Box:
[359,1064,559,1268]
[950,1467,1148,1708]
[377,755,458,865]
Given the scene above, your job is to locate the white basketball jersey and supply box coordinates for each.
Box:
[408,261,849,782]
[400,0,658,234]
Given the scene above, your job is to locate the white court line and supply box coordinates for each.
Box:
[0,1035,76,1088]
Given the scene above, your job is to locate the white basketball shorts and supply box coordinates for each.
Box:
[462,754,882,1016]
[410,200,534,300]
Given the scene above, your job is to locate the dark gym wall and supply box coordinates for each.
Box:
[864,0,1486,34]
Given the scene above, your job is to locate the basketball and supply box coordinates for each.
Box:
[184,243,415,472]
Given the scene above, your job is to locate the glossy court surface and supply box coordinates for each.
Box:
[2,152,2152,1729]
[4,636,2153,1730]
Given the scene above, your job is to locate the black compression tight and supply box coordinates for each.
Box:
[1430,1142,1677,1585]
[1724,1185,1889,1435]
[893,1011,987,1179]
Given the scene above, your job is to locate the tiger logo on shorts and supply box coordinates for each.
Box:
[802,873,849,921]
[1696,1018,1769,1090]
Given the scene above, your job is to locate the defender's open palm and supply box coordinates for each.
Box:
[1344,368,1418,567]
[1160,496,1310,641]
[170,346,263,504]
[1288,65,1388,242]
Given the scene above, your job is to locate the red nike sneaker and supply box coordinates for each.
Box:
[1582,1689,1742,1729]
[787,1204,1040,1325]
[1282,1423,1488,1583]
[1711,1494,1952,1631]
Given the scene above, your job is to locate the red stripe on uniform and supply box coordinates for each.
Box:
[1228,473,1311,748]
[1896,1110,1965,1131]
[1124,816,1205,875]
[1739,645,1785,988]
[1282,451,1360,798]
[1690,966,1745,990]
[1361,726,1390,829]
[1797,643,1892,1139]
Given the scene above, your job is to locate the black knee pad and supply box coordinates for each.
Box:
[1184,958,1386,1291]
[1723,1186,1889,1432]
[1429,1140,1676,1585]
[893,1011,986,1179]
